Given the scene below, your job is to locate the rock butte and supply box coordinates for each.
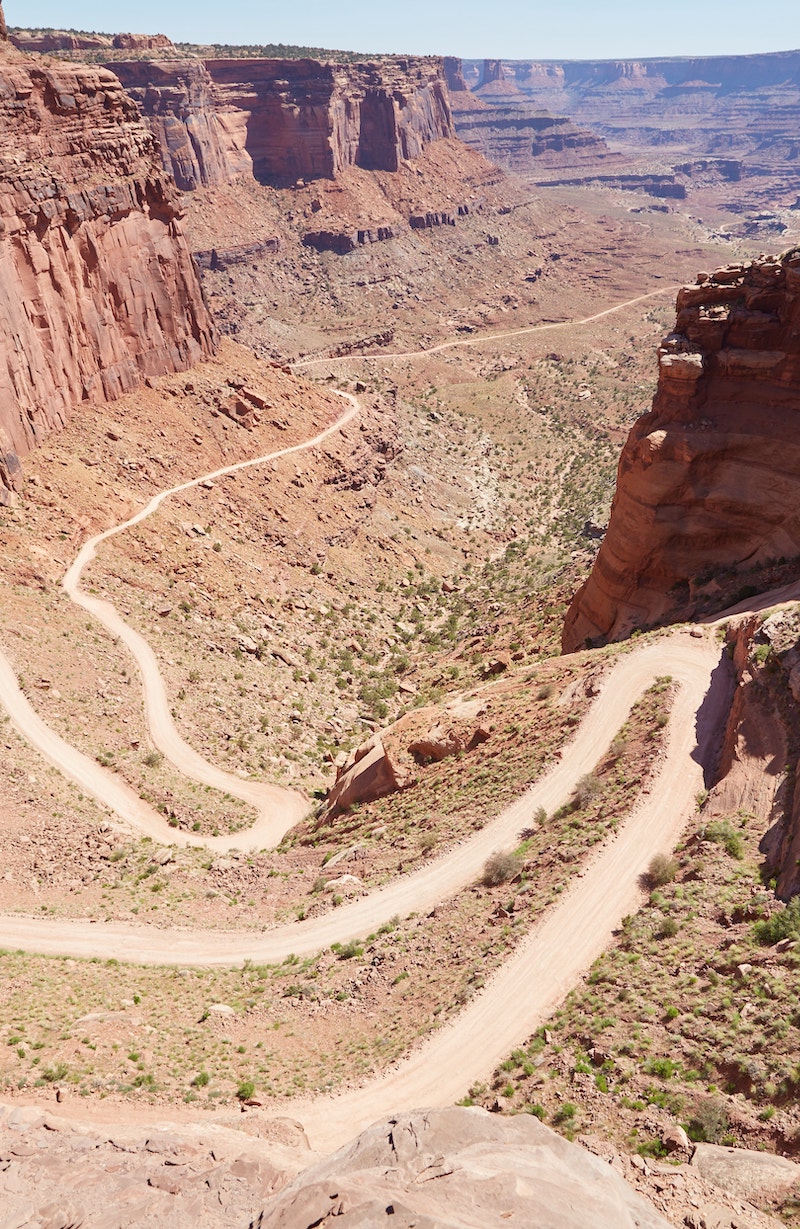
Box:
[563,250,800,651]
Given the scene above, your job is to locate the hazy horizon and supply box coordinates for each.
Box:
[8,0,800,62]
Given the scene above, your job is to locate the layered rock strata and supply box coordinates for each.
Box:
[563,251,800,650]
[0,26,216,500]
[446,56,611,172]
[112,57,455,190]
[9,29,113,52]
[461,51,800,165]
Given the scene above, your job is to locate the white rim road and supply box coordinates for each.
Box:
[292,285,681,368]
[0,393,359,852]
[0,632,719,969]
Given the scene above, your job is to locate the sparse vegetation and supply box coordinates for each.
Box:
[648,853,678,886]
[481,849,520,887]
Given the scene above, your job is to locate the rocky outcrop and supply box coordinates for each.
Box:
[112,56,455,190]
[729,608,800,901]
[9,29,113,52]
[0,49,216,500]
[193,237,280,269]
[302,225,397,254]
[259,1107,673,1228]
[443,55,469,93]
[533,170,684,195]
[562,251,800,651]
[323,696,491,817]
[112,32,174,51]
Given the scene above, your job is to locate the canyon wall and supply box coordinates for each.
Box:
[0,26,216,501]
[445,56,611,171]
[112,56,455,190]
[562,251,800,651]
[461,51,800,161]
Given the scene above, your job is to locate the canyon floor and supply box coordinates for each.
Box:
[2,136,800,1226]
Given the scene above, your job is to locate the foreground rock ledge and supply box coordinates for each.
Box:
[260,1106,672,1228]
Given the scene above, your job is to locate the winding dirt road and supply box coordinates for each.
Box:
[292,285,681,369]
[0,286,768,1151]
[0,392,359,852]
[0,632,721,968]
[0,629,726,1152]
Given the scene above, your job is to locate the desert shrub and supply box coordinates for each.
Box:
[572,773,601,810]
[553,1102,576,1126]
[331,939,363,960]
[658,917,680,939]
[236,1079,255,1101]
[645,1057,679,1080]
[703,820,744,860]
[481,849,520,887]
[753,896,800,946]
[686,1096,729,1143]
[649,853,678,886]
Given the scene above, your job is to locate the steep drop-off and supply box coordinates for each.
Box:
[0,24,216,501]
[112,56,454,190]
[563,251,800,650]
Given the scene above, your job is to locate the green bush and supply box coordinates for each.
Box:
[753,896,800,946]
[648,853,678,886]
[481,849,520,887]
[703,820,744,860]
[237,1079,255,1101]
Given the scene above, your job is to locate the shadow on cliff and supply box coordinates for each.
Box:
[693,648,736,788]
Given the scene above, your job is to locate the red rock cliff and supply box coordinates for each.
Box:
[112,56,455,189]
[0,47,216,501]
[562,251,800,651]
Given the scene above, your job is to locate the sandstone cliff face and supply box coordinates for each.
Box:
[452,100,612,171]
[113,57,455,190]
[562,252,800,651]
[112,33,174,51]
[0,47,216,500]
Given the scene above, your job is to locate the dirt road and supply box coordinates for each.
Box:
[0,628,725,1153]
[0,288,768,1152]
[292,285,681,369]
[0,632,721,974]
[0,393,360,852]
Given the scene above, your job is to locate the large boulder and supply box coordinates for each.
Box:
[258,1106,673,1228]
[691,1144,800,1203]
[324,698,492,817]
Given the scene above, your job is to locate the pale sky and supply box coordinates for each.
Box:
[8,0,800,60]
